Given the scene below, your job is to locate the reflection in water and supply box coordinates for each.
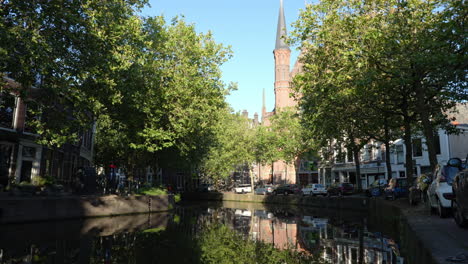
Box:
[0,204,404,264]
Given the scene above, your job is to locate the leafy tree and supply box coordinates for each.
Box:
[290,0,466,188]
[94,16,233,174]
[199,109,255,187]
[1,1,234,183]
[252,125,280,184]
[270,108,313,182]
[365,0,467,173]
[289,2,374,190]
[0,0,147,146]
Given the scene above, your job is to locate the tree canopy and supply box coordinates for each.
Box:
[1,1,234,174]
[290,0,467,184]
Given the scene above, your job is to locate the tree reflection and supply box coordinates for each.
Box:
[197,223,325,264]
[0,206,402,264]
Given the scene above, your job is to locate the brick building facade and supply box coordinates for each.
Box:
[0,77,94,188]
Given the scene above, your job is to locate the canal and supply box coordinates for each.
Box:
[0,201,404,263]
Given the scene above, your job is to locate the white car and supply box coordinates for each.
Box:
[301,183,327,196]
[234,209,252,217]
[427,158,462,218]
[234,184,252,194]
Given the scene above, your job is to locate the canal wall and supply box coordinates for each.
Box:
[368,199,438,264]
[183,192,438,264]
[0,194,173,224]
[183,192,369,211]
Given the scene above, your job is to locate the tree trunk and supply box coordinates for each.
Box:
[250,167,255,193]
[420,110,438,173]
[353,148,362,191]
[258,162,261,184]
[384,140,392,180]
[285,162,288,184]
[414,80,438,173]
[384,118,393,179]
[403,115,415,186]
[271,161,274,184]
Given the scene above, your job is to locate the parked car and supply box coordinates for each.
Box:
[197,183,214,192]
[384,178,409,200]
[234,209,252,217]
[301,183,327,196]
[452,156,468,227]
[428,158,462,218]
[327,183,354,196]
[365,179,388,197]
[234,184,252,194]
[254,184,274,195]
[272,184,301,195]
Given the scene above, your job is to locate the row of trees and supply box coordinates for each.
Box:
[200,107,313,190]
[290,0,467,188]
[1,0,235,176]
[1,0,315,187]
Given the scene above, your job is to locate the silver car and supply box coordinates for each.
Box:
[254,185,274,195]
[301,183,327,196]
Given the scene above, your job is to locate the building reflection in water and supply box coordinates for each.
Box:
[219,207,404,264]
[0,206,404,264]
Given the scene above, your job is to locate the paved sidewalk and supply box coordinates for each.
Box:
[391,199,468,264]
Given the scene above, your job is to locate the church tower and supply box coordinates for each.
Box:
[273,0,293,110]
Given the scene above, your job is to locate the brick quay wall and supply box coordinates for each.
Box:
[0,194,173,224]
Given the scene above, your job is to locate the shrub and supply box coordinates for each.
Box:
[138,186,167,196]
[31,175,55,187]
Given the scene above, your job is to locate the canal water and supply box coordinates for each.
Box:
[0,201,404,264]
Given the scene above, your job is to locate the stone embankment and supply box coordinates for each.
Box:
[0,194,173,224]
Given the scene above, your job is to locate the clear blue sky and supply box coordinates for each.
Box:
[141,0,309,119]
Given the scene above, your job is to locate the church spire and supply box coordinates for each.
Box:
[275,0,289,50]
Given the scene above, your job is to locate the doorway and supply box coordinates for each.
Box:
[20,160,33,183]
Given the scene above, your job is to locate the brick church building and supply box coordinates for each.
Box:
[254,0,317,186]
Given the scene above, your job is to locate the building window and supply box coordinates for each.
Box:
[362,145,371,161]
[412,138,422,157]
[22,146,36,158]
[299,160,309,171]
[399,171,406,178]
[396,145,404,164]
[82,129,93,150]
[335,149,345,163]
[0,92,16,129]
